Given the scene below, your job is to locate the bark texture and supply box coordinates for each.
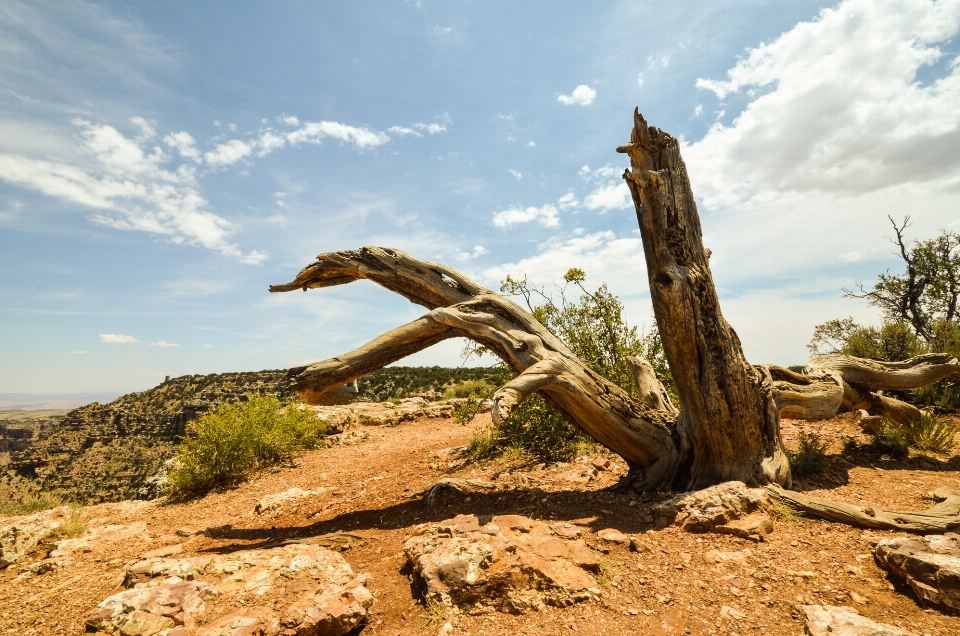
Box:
[619,110,788,490]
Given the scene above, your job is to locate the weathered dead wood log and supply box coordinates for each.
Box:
[271,247,681,490]
[766,485,960,532]
[620,110,789,490]
[808,353,960,391]
[768,366,844,420]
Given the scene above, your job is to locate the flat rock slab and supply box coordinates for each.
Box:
[0,506,70,569]
[874,533,960,612]
[86,543,372,636]
[254,487,327,516]
[802,604,913,636]
[653,481,772,534]
[404,514,599,613]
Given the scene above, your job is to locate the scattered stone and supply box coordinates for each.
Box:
[848,591,868,605]
[653,481,771,533]
[254,487,326,515]
[629,537,648,553]
[87,543,372,636]
[141,543,183,559]
[0,506,70,569]
[874,533,960,612]
[20,557,70,575]
[714,512,774,541]
[719,605,746,620]
[550,522,582,540]
[404,514,599,613]
[591,457,610,471]
[704,549,752,566]
[561,467,597,484]
[597,528,630,545]
[802,604,912,636]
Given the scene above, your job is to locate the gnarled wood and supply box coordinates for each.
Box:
[808,353,960,391]
[619,109,789,490]
[627,356,678,415]
[767,366,844,421]
[271,247,682,490]
[767,485,960,532]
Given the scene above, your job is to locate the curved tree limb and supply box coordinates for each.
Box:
[271,246,682,491]
[807,353,960,391]
[766,485,960,532]
[768,366,844,421]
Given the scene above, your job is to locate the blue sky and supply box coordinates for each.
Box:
[2,0,960,396]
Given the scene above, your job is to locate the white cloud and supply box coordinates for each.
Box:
[285,121,389,148]
[279,115,300,126]
[204,139,255,167]
[387,122,448,137]
[492,204,559,228]
[557,192,579,210]
[578,163,631,212]
[637,73,645,88]
[163,131,201,162]
[557,84,596,106]
[99,333,138,343]
[456,245,488,260]
[686,0,960,209]
[203,344,218,348]
[240,249,269,265]
[693,104,703,117]
[527,141,536,148]
[70,350,87,354]
[508,169,523,180]
[149,340,179,347]
[583,182,631,212]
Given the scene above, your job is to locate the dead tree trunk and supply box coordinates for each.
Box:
[619,110,788,490]
[270,109,960,501]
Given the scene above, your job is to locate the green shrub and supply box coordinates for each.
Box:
[167,395,328,496]
[906,412,959,453]
[786,430,829,476]
[869,419,910,459]
[443,379,494,400]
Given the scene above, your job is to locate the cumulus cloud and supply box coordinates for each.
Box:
[686,0,960,209]
[557,85,596,106]
[99,333,138,343]
[508,169,523,180]
[492,204,559,228]
[149,340,179,347]
[204,139,255,167]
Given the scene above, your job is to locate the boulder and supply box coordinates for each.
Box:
[874,533,960,612]
[802,604,912,636]
[0,506,70,569]
[87,543,372,636]
[403,514,600,613]
[596,528,630,545]
[653,481,772,534]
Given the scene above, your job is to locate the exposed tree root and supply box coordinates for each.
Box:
[766,485,960,532]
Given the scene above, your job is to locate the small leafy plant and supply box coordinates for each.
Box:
[786,430,829,476]
[905,412,959,453]
[167,394,328,496]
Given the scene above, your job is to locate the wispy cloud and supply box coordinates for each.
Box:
[99,333,138,343]
[70,350,87,354]
[557,85,596,106]
[149,340,179,347]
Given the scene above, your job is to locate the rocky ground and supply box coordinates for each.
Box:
[2,409,960,635]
